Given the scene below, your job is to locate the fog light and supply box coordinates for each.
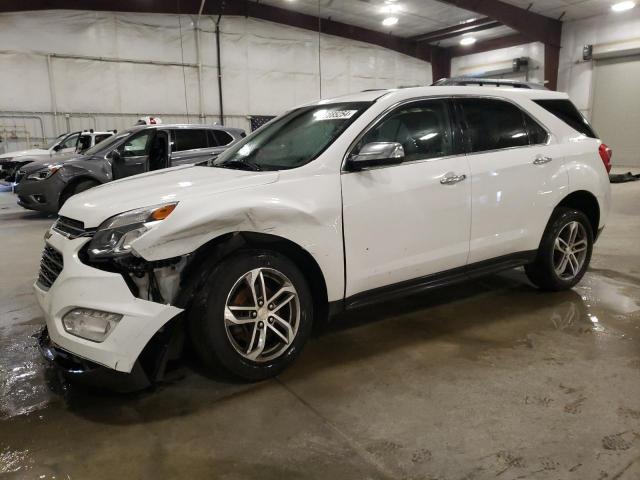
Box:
[62,308,122,342]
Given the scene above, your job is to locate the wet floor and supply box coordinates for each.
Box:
[1,177,640,479]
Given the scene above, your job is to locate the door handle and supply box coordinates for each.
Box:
[440,173,467,185]
[533,154,552,165]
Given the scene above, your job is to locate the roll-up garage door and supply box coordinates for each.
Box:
[592,55,640,167]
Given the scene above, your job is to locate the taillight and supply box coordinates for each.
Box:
[599,143,612,173]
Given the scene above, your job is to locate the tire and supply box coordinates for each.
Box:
[188,250,314,381]
[59,179,99,209]
[525,207,594,291]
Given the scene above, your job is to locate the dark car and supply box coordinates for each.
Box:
[15,124,245,213]
[0,130,116,184]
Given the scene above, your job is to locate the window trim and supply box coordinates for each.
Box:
[341,94,552,172]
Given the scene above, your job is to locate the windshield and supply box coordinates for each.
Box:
[45,134,67,150]
[84,130,132,156]
[213,102,371,171]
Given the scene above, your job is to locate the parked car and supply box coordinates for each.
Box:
[0,129,115,183]
[15,124,244,213]
[35,85,611,390]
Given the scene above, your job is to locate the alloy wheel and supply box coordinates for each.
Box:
[223,267,301,363]
[553,221,588,280]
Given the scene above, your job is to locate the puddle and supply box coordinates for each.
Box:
[0,324,56,419]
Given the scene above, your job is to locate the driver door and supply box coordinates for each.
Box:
[111,129,155,180]
[341,98,471,298]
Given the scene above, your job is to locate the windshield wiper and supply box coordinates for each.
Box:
[215,160,262,171]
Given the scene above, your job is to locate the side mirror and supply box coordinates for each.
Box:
[52,144,62,152]
[347,142,404,171]
[111,149,123,162]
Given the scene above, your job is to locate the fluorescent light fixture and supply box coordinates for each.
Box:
[611,1,635,11]
[382,16,399,26]
[460,36,477,46]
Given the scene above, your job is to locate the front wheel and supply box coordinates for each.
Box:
[188,250,314,380]
[525,207,593,291]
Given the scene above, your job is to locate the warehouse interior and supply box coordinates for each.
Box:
[1,0,640,478]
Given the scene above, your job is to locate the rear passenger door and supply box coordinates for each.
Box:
[455,97,568,264]
[170,129,213,166]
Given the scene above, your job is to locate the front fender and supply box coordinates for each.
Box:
[130,174,345,302]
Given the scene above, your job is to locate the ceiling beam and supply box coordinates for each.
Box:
[435,0,561,47]
[410,18,502,44]
[0,0,431,62]
[448,32,530,57]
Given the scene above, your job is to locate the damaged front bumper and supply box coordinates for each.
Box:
[37,327,154,392]
[34,229,184,386]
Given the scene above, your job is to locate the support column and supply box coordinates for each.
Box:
[430,47,451,83]
[544,44,560,91]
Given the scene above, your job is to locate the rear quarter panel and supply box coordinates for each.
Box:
[563,137,611,229]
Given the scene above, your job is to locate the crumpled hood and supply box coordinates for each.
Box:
[0,148,49,160]
[60,165,280,228]
[18,153,86,173]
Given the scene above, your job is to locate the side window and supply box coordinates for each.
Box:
[213,130,234,146]
[458,98,529,152]
[59,133,79,149]
[523,114,549,145]
[76,135,92,152]
[534,99,597,138]
[357,99,453,162]
[120,130,154,157]
[94,134,112,145]
[174,129,209,151]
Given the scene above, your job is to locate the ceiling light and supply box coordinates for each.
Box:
[381,3,402,13]
[382,17,399,26]
[460,36,477,46]
[611,1,635,11]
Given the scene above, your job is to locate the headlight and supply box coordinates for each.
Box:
[87,202,178,259]
[27,164,62,181]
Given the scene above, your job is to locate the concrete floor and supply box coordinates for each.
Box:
[1,174,640,480]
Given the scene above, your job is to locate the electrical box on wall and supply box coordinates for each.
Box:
[583,45,593,61]
[513,57,529,72]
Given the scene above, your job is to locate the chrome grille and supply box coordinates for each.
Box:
[37,245,63,290]
[53,216,94,239]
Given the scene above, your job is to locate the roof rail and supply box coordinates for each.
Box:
[432,77,547,90]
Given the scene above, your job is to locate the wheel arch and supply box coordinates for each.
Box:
[555,190,600,236]
[59,175,102,208]
[176,231,330,323]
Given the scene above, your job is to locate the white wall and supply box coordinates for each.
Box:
[451,42,545,83]
[0,10,431,152]
[558,7,640,119]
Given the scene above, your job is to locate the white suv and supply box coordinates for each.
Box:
[35,85,611,389]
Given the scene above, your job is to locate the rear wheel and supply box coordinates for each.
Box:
[59,179,99,209]
[525,207,593,291]
[188,250,313,380]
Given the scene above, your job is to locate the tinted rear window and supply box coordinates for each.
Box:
[207,130,234,147]
[534,99,597,138]
[174,129,209,151]
[458,98,529,152]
